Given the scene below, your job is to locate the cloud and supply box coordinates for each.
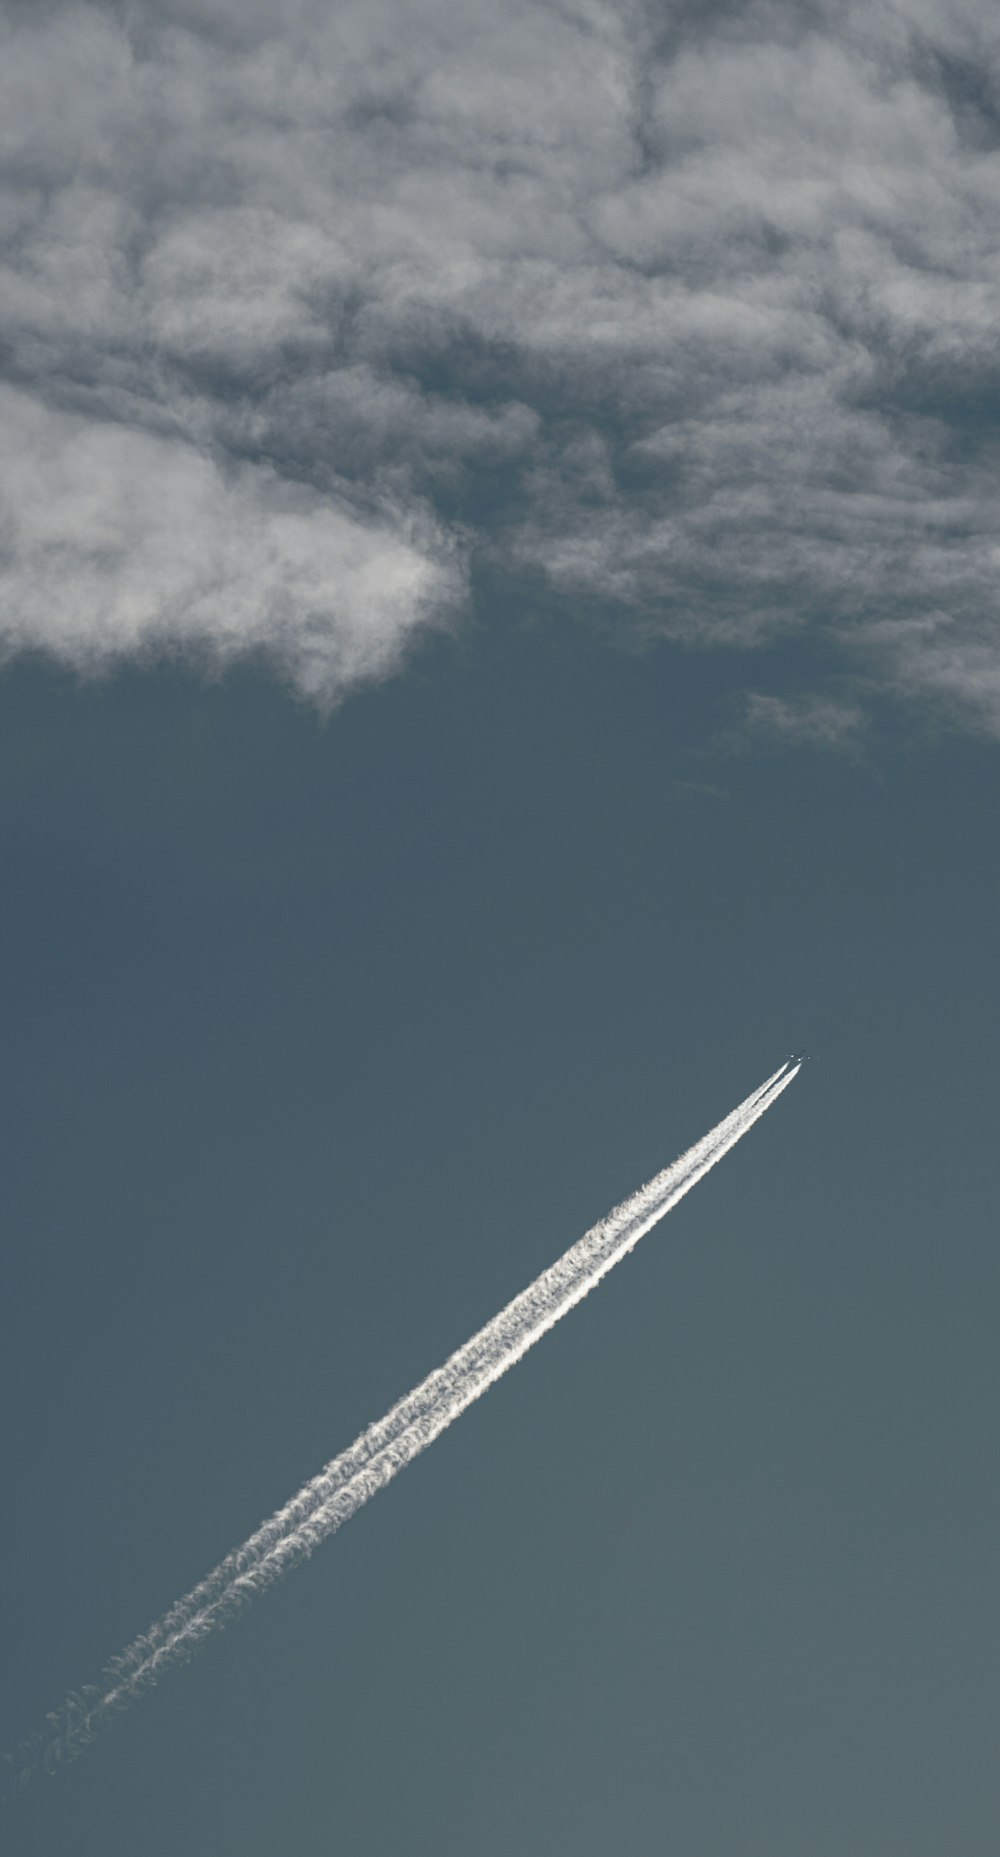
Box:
[1,0,999,721]
[742,692,867,749]
[0,385,460,702]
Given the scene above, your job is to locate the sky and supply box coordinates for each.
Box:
[2,1,1000,1852]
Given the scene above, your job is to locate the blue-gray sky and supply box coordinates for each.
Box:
[2,3,1000,1853]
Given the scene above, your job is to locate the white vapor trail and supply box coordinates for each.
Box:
[4,1059,799,1793]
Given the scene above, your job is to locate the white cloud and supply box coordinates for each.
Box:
[0,385,461,702]
[1,0,1000,724]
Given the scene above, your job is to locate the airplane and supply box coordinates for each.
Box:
[788,1050,809,1064]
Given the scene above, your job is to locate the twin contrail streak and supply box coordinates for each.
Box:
[4,1059,799,1794]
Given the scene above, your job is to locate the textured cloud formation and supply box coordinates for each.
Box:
[0,386,458,699]
[2,0,999,718]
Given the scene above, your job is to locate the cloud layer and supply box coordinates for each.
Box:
[2,0,999,718]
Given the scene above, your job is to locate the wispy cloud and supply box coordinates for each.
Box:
[2,1,999,720]
[743,692,868,750]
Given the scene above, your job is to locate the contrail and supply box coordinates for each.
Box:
[3,1059,799,1794]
